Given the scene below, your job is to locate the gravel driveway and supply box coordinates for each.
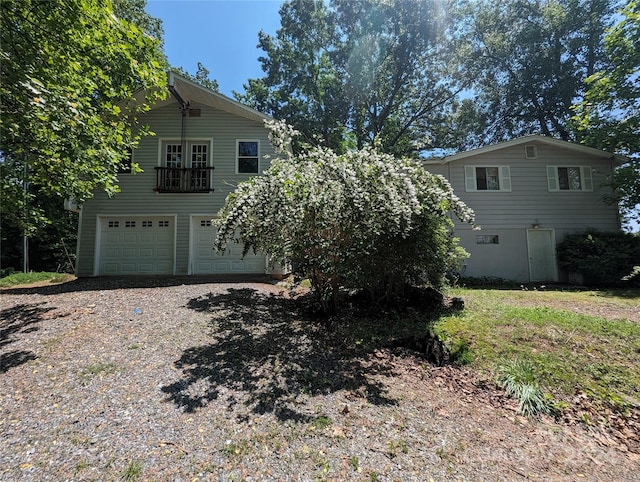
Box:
[1,277,638,481]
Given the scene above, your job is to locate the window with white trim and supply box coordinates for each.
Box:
[237,140,259,174]
[465,166,511,192]
[546,166,592,191]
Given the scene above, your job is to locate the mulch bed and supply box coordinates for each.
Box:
[1,277,639,481]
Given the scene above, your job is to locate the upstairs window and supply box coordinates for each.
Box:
[465,166,511,192]
[165,143,182,168]
[547,166,592,191]
[156,140,213,193]
[237,140,259,174]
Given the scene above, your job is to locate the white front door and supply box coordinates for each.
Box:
[190,216,266,274]
[527,229,558,282]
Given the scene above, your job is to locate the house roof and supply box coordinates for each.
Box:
[133,72,272,124]
[423,135,629,166]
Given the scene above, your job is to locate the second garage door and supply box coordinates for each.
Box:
[191,216,266,274]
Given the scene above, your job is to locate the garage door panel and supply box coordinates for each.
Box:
[99,217,174,275]
[191,216,265,274]
[105,247,120,257]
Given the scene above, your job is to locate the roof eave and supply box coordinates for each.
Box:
[441,135,629,165]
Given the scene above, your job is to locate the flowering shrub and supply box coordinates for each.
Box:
[215,120,474,312]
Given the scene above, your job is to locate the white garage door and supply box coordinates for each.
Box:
[99,216,174,275]
[191,216,266,274]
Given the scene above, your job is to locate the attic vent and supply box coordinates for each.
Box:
[188,108,201,117]
[525,145,537,159]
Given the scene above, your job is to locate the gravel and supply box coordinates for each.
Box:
[1,277,638,481]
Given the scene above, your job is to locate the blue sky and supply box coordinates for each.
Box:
[146,0,284,97]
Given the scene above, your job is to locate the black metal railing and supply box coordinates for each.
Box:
[154,167,215,193]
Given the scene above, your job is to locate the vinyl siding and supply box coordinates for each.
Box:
[447,143,619,231]
[438,141,620,282]
[76,102,276,276]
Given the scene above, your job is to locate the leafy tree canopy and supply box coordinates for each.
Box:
[454,0,616,148]
[0,0,167,234]
[215,121,474,313]
[235,0,462,157]
[573,0,639,224]
[171,62,220,92]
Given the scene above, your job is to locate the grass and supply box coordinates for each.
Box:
[121,460,143,481]
[434,287,640,411]
[0,271,74,287]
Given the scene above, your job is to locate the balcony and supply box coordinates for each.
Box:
[154,167,215,193]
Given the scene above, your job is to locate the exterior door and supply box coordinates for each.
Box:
[527,229,558,282]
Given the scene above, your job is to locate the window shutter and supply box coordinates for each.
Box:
[547,166,559,191]
[581,167,593,191]
[499,166,511,191]
[465,166,476,191]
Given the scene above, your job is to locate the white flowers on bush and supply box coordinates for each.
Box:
[215,120,474,311]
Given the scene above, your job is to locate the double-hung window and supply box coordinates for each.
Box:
[546,166,592,191]
[465,166,511,192]
[237,140,259,174]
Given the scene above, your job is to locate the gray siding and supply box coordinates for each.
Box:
[447,143,619,230]
[76,102,276,276]
[440,141,620,282]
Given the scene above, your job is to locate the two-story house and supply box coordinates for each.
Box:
[73,72,277,277]
[424,136,627,283]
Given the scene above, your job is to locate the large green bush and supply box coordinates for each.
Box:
[215,121,474,312]
[557,230,640,286]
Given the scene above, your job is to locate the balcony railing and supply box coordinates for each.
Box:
[154,167,215,193]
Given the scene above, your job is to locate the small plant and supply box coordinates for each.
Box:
[349,455,359,470]
[221,439,250,458]
[311,415,331,430]
[497,357,553,416]
[74,459,90,473]
[387,439,409,457]
[121,460,143,481]
[80,362,118,381]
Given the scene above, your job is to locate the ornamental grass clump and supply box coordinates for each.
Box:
[497,357,553,417]
[215,120,475,313]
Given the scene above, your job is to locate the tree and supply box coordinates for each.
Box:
[235,0,349,153]
[235,0,462,157]
[0,0,167,235]
[215,121,474,313]
[573,1,640,224]
[456,0,616,145]
[172,62,220,92]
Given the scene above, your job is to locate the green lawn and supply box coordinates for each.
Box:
[434,287,640,411]
[0,271,74,287]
